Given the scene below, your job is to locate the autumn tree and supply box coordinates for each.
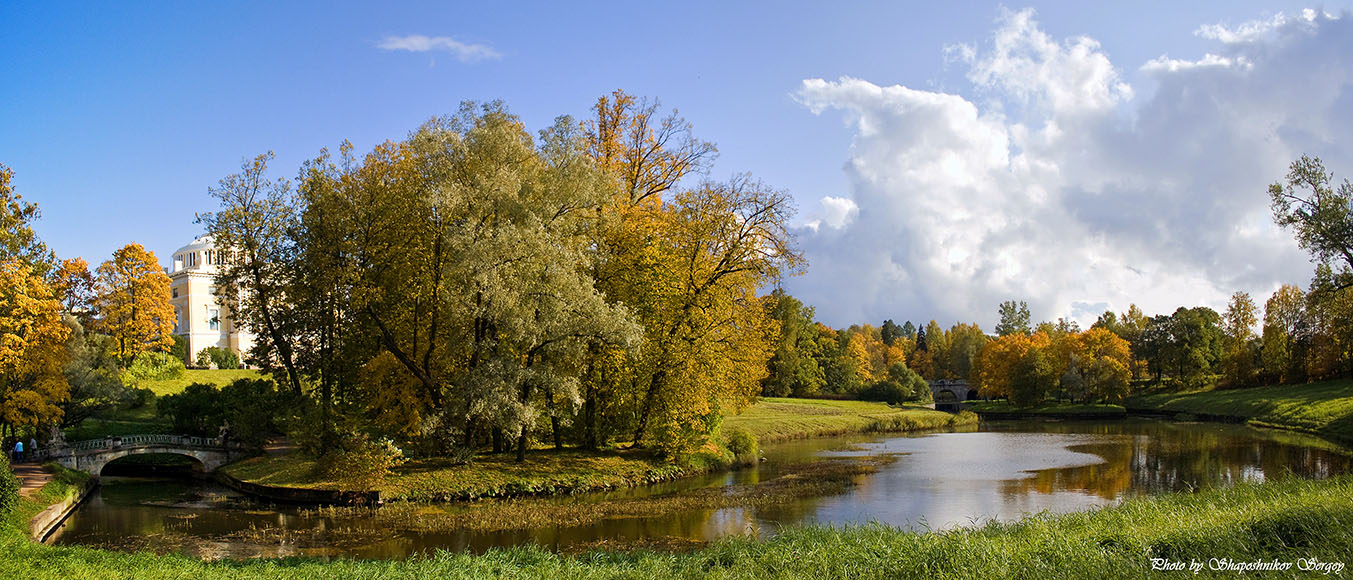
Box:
[1269,156,1353,378]
[52,258,96,326]
[1070,328,1132,401]
[1261,284,1308,383]
[1305,264,1353,378]
[0,260,70,437]
[95,243,175,366]
[1219,292,1259,387]
[0,165,56,276]
[924,320,950,379]
[628,176,798,456]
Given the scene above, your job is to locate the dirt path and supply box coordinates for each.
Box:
[11,462,53,498]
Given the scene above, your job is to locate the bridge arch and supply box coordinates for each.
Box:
[97,450,208,478]
[45,434,247,479]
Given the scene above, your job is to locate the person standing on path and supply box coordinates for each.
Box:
[13,440,23,463]
[28,438,36,461]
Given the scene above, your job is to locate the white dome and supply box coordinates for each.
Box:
[173,234,215,256]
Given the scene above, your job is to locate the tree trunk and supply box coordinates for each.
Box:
[631,369,665,447]
[516,425,528,462]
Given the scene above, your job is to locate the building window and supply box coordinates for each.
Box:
[208,308,220,331]
[172,287,179,298]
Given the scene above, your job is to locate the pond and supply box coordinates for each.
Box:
[49,418,1352,560]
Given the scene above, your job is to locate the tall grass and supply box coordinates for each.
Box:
[3,475,1350,578]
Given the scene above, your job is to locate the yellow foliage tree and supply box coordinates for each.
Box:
[0,259,70,433]
[1072,328,1133,401]
[95,243,175,365]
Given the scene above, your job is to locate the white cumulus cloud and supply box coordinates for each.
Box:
[377,35,501,62]
[789,8,1353,331]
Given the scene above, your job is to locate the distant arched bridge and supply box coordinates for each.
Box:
[930,379,981,413]
[35,434,248,479]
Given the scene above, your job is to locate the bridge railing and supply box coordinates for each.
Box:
[52,434,232,454]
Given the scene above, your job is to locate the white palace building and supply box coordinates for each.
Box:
[167,235,255,363]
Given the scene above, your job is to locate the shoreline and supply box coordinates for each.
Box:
[217,400,974,505]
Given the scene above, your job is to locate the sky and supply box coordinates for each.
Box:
[4,1,1352,330]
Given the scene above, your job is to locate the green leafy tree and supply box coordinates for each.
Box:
[761,290,825,397]
[859,362,930,405]
[59,315,127,427]
[996,300,1031,337]
[947,322,989,380]
[1164,307,1222,387]
[1270,155,1353,287]
[199,152,304,396]
[880,319,901,346]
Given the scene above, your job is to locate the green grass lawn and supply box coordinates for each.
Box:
[1124,378,1353,443]
[4,468,1351,578]
[131,368,263,397]
[724,397,975,444]
[967,400,1127,417]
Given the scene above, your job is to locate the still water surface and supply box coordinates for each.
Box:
[51,419,1351,559]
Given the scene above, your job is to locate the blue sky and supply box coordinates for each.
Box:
[4,1,1352,329]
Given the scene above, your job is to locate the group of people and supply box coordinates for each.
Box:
[9,438,38,464]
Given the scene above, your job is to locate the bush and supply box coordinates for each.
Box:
[124,351,185,383]
[722,426,759,465]
[122,387,155,409]
[0,453,17,517]
[169,334,188,364]
[315,432,407,492]
[159,378,286,446]
[195,346,241,370]
[158,383,224,436]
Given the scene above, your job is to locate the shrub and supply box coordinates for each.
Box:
[124,351,185,383]
[315,432,407,492]
[722,426,759,465]
[0,453,17,517]
[194,346,241,370]
[158,378,286,446]
[158,383,225,436]
[122,386,155,409]
[169,334,188,364]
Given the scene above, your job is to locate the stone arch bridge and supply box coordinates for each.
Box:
[35,434,248,479]
[930,379,981,413]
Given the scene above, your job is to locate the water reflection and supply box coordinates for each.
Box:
[52,418,1352,559]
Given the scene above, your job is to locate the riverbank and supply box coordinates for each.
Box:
[4,463,91,542]
[1124,378,1353,444]
[4,472,1350,578]
[722,398,976,444]
[220,398,974,502]
[966,401,1127,420]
